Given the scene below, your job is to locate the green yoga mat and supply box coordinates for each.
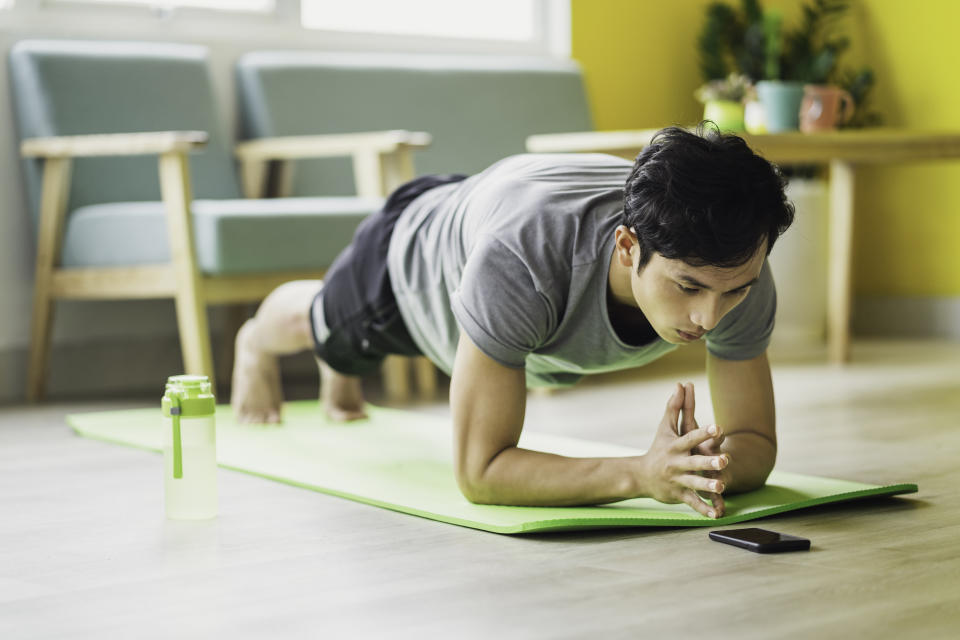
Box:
[68,401,917,534]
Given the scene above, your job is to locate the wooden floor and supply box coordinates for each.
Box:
[2,339,959,639]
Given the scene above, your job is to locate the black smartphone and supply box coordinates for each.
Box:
[709,528,810,553]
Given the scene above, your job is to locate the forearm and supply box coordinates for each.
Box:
[720,431,776,493]
[706,351,777,493]
[463,447,644,507]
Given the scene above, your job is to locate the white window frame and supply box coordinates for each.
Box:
[2,0,571,59]
[45,0,275,15]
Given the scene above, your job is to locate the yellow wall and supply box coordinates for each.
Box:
[852,0,960,296]
[571,0,710,131]
[572,0,960,297]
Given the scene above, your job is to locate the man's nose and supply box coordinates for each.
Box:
[691,297,722,331]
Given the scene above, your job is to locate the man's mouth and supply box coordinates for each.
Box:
[677,329,704,341]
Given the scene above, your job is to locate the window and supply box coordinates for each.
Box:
[14,0,568,58]
[47,0,274,11]
[302,0,538,43]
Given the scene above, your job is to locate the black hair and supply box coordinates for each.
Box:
[623,122,795,271]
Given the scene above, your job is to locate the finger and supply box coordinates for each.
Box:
[706,424,726,448]
[692,440,719,457]
[681,453,730,472]
[677,473,725,494]
[703,491,726,517]
[699,467,729,516]
[658,383,685,434]
[673,424,724,453]
[713,491,726,515]
[680,382,697,435]
[693,436,727,456]
[681,490,718,518]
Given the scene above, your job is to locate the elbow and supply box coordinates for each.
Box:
[733,474,770,494]
[455,466,496,505]
[730,457,776,494]
[454,453,506,505]
[457,482,490,505]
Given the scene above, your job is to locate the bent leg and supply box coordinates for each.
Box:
[231,279,367,423]
[318,358,367,422]
[232,280,319,423]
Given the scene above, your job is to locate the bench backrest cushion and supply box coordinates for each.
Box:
[9,39,240,226]
[237,51,593,196]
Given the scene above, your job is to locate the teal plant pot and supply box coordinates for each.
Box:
[755,81,805,132]
[703,100,745,132]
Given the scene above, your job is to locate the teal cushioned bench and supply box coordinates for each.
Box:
[8,40,378,275]
[60,197,383,274]
[236,51,593,197]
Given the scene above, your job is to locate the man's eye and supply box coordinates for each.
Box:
[677,284,699,294]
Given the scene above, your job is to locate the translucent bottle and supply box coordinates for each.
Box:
[161,375,217,519]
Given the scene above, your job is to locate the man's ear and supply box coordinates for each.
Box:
[615,226,638,267]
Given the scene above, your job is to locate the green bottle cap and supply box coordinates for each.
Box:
[161,375,215,480]
[161,375,216,417]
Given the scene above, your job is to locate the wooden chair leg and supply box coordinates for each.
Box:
[160,151,215,389]
[413,356,438,399]
[173,290,215,386]
[26,157,72,402]
[827,159,855,364]
[26,289,55,403]
[382,355,411,402]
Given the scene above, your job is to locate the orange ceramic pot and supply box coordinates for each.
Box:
[800,84,855,133]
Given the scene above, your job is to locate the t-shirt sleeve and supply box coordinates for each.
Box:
[706,260,777,361]
[450,236,557,369]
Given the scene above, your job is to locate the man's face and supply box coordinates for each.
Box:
[627,236,767,345]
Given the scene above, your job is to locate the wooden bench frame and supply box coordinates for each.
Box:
[22,129,433,402]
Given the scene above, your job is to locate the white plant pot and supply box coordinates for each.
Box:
[768,178,829,347]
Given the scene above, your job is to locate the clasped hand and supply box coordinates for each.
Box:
[642,382,730,518]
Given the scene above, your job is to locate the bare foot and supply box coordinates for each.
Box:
[318,359,367,422]
[231,320,283,424]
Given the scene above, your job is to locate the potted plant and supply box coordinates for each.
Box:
[754,7,807,133]
[698,0,866,133]
[694,73,752,132]
[698,0,766,132]
[781,0,854,132]
[697,0,766,83]
[836,67,882,128]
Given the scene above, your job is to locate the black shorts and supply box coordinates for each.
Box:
[310,173,467,376]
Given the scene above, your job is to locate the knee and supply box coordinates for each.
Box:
[251,280,322,354]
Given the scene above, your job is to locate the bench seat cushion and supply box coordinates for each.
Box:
[60,197,382,275]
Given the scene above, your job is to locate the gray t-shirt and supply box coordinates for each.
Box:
[387,154,775,388]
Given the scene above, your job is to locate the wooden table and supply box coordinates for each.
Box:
[526,129,960,363]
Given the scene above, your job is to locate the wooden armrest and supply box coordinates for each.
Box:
[21,131,209,158]
[526,129,659,154]
[234,130,432,161]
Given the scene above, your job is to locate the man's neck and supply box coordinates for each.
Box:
[606,244,657,345]
[607,243,636,308]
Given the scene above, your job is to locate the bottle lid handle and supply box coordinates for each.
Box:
[170,394,183,479]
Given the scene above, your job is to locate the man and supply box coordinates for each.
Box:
[231,124,795,519]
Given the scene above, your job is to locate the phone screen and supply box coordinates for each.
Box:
[722,528,787,544]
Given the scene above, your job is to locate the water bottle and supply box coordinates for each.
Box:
[161,374,217,519]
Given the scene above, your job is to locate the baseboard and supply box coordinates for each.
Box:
[853,295,960,340]
[0,335,319,405]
